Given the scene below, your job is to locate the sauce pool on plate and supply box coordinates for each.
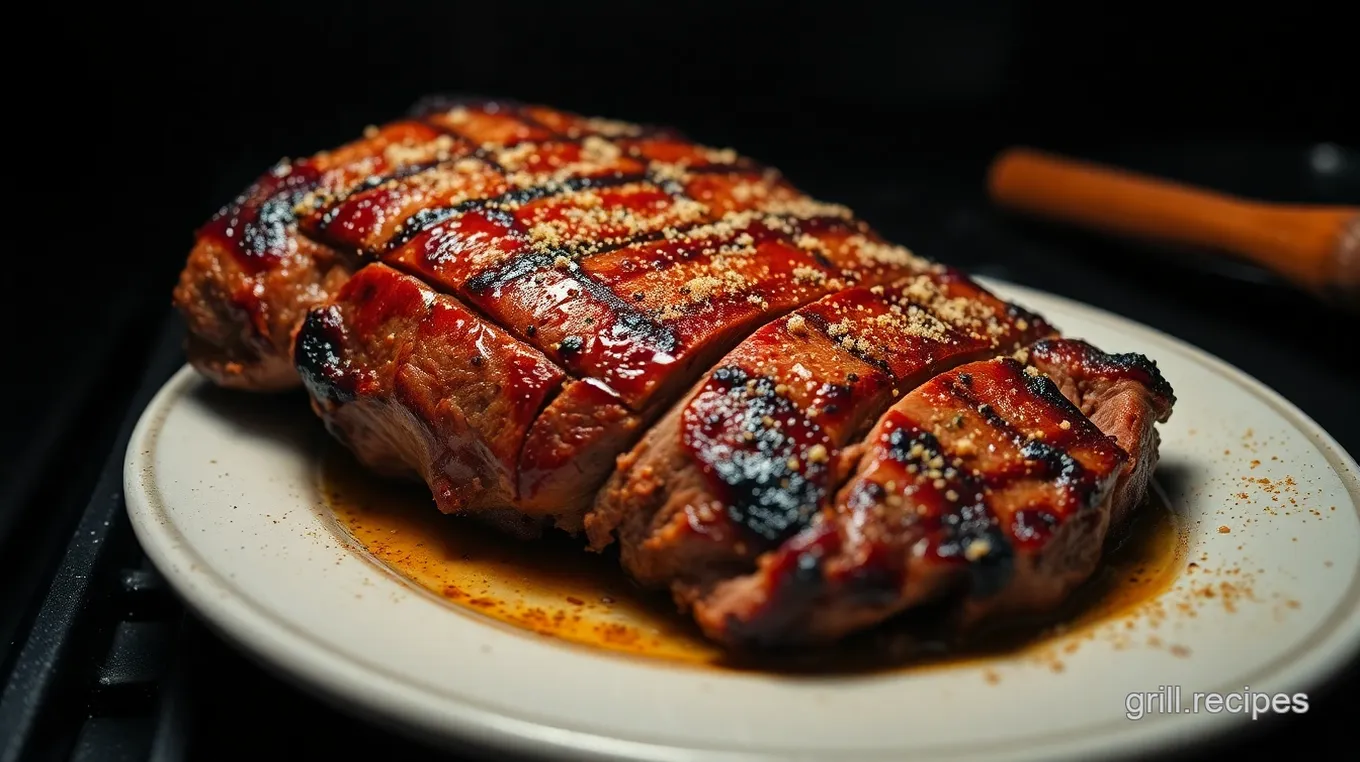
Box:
[318,445,1185,672]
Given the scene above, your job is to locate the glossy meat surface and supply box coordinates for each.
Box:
[174,100,713,391]
[177,98,1178,649]
[287,100,938,530]
[296,264,567,533]
[586,270,1054,600]
[692,343,1173,646]
[174,120,456,389]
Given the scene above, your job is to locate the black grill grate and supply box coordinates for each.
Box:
[0,317,487,762]
[1,318,185,762]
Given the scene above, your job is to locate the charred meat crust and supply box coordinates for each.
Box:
[273,103,955,533]
[689,343,1173,647]
[180,99,1179,649]
[174,119,458,390]
[1027,338,1175,528]
[174,233,347,392]
[174,100,712,392]
[586,270,1054,602]
[175,98,923,396]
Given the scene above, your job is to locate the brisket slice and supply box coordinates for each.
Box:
[1027,338,1176,528]
[173,119,462,390]
[687,341,1173,647]
[295,263,567,536]
[586,270,1053,598]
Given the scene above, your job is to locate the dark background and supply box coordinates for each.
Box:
[16,0,1357,468]
[4,1,1357,760]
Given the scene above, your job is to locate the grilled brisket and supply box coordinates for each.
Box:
[690,341,1173,646]
[174,99,1176,647]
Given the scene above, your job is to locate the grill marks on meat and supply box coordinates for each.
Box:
[689,345,1173,647]
[174,120,451,389]
[179,98,1178,648]
[368,154,857,394]
[586,270,1053,600]
[1027,338,1176,528]
[173,100,712,391]
[281,100,937,532]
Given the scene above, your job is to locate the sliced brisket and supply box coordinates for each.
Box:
[287,101,939,531]
[689,342,1173,647]
[173,119,464,390]
[176,99,1178,649]
[586,270,1053,601]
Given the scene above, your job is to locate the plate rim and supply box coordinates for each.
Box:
[124,279,1360,762]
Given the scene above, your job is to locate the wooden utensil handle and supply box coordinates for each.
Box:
[987,148,1360,303]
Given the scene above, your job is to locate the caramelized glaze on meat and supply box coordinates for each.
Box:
[174,121,453,390]
[692,345,1172,647]
[176,98,1177,648]
[278,100,942,530]
[586,270,1053,604]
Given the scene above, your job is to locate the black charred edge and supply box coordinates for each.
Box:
[704,366,827,544]
[387,198,512,253]
[575,275,681,355]
[468,145,508,173]
[1014,363,1135,489]
[946,369,1101,503]
[1012,364,1129,510]
[461,206,722,295]
[953,522,1015,599]
[466,252,681,356]
[241,198,301,260]
[1030,338,1176,408]
[198,160,322,258]
[464,249,554,291]
[1011,358,1082,411]
[198,163,281,232]
[1006,301,1051,333]
[314,159,448,231]
[996,359,1100,448]
[1017,439,1096,505]
[355,158,448,192]
[884,416,1014,597]
[885,422,945,465]
[294,307,356,404]
[711,365,750,387]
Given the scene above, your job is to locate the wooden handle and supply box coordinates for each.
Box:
[987,147,1360,304]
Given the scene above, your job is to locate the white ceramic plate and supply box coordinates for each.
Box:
[124,280,1360,762]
